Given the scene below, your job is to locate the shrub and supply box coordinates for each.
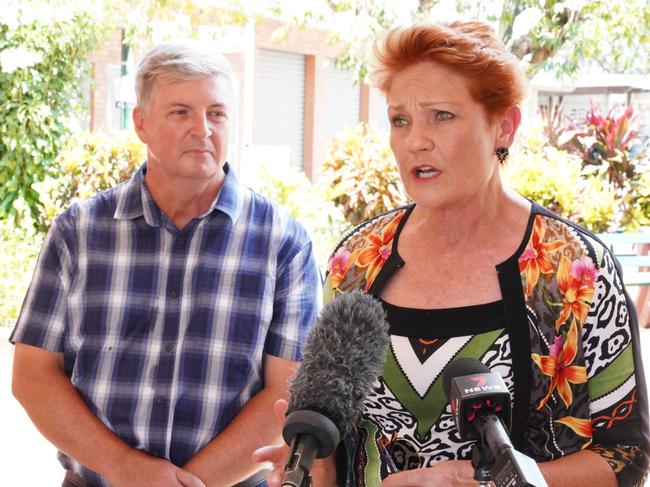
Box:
[321,123,409,226]
[504,127,619,232]
[246,161,348,270]
[38,130,145,230]
[559,102,649,230]
[0,217,42,326]
[1,130,143,325]
[0,1,106,224]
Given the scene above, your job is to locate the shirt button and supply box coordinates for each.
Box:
[170,290,178,298]
[177,237,185,246]
[164,343,173,353]
[155,396,165,404]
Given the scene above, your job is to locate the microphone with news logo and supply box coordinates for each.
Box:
[281,290,390,487]
[443,358,548,487]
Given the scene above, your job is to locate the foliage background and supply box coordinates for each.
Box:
[0,1,106,225]
[38,131,146,230]
[503,127,619,232]
[1,0,649,326]
[245,160,350,269]
[321,124,409,226]
[0,220,42,327]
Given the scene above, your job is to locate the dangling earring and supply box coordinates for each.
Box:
[495,147,509,164]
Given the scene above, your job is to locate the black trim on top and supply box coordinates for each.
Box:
[495,258,531,451]
[380,298,505,338]
[493,204,537,451]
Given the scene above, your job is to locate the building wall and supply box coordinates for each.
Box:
[253,19,349,179]
[223,52,246,172]
[89,30,123,132]
[631,92,650,138]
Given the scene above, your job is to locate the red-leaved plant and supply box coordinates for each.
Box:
[560,102,647,229]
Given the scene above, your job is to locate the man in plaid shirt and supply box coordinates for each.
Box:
[10,41,321,487]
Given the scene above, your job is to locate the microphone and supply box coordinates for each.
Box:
[281,290,390,487]
[443,358,548,487]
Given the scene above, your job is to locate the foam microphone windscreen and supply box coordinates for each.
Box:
[286,289,390,437]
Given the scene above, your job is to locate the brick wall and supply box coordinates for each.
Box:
[255,18,342,58]
[89,29,123,131]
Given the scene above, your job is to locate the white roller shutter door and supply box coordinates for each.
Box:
[254,49,305,168]
[321,63,361,144]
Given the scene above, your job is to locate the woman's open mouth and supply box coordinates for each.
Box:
[415,165,441,179]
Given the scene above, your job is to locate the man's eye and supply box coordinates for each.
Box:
[211,111,227,118]
[391,117,408,127]
[436,111,453,121]
[171,110,187,116]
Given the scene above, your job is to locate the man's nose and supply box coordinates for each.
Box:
[191,114,212,139]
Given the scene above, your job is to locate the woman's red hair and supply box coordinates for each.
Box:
[373,21,527,117]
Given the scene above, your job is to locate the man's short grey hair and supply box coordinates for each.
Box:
[135,40,233,110]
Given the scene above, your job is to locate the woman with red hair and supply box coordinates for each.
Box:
[256,20,649,487]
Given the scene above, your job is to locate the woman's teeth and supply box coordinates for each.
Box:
[416,167,438,179]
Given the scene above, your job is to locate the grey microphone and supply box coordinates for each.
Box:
[281,290,390,487]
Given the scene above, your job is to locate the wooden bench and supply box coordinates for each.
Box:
[596,232,650,327]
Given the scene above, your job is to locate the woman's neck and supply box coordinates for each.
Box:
[407,187,531,257]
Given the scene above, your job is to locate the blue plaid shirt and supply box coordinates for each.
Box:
[11,163,322,486]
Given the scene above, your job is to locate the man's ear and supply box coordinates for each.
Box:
[132,106,147,143]
[495,106,521,149]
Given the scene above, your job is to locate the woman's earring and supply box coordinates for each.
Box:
[495,147,509,164]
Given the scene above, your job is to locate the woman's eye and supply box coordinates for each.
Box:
[436,111,453,121]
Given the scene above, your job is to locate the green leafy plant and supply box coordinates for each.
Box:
[282,0,649,83]
[0,216,42,326]
[504,127,620,232]
[245,161,348,270]
[0,1,106,225]
[38,130,145,230]
[322,123,409,226]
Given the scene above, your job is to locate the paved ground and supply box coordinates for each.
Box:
[1,325,649,485]
[0,327,61,483]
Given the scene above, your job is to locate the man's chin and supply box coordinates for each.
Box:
[184,163,226,182]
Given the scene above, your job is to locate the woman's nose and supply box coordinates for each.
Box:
[406,124,434,152]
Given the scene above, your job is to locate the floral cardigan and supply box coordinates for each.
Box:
[325,202,649,487]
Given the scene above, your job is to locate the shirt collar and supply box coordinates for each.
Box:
[114,162,243,226]
[210,162,244,223]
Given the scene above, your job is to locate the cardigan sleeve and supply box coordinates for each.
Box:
[583,250,649,487]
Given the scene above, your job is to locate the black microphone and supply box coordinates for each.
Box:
[281,290,390,487]
[443,358,548,487]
